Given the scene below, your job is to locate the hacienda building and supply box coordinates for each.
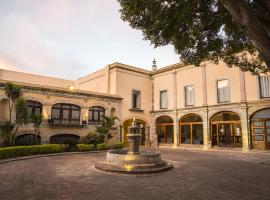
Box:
[0,60,270,151]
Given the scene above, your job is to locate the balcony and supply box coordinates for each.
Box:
[48,119,85,128]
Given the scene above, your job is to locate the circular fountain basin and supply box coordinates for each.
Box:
[95,149,173,174]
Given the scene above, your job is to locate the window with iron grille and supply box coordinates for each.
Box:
[88,106,105,125]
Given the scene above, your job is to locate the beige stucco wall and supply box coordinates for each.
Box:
[244,72,259,101]
[75,66,109,93]
[177,65,204,108]
[205,62,241,105]
[153,71,174,110]
[0,69,74,89]
[114,68,152,125]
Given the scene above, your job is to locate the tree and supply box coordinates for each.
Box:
[118,0,270,73]
[0,83,28,146]
[30,113,43,136]
[4,82,22,121]
[96,115,119,143]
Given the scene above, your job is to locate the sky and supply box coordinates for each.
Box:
[0,0,179,79]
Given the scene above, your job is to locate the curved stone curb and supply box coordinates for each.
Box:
[0,150,107,165]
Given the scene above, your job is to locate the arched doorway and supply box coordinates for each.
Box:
[15,134,41,146]
[156,116,174,144]
[211,112,242,148]
[250,108,270,150]
[179,114,203,145]
[123,119,146,145]
[50,134,80,144]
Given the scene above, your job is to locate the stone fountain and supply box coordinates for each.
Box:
[95,117,173,174]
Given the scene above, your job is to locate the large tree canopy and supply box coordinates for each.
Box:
[118,0,270,73]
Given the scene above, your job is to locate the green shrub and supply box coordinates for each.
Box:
[96,143,110,151]
[111,142,124,149]
[0,144,67,159]
[79,132,102,146]
[76,144,95,151]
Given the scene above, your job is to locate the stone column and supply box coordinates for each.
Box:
[239,70,247,102]
[201,63,208,106]
[150,113,158,147]
[240,103,250,152]
[81,107,88,124]
[173,113,179,148]
[172,70,179,148]
[202,107,210,149]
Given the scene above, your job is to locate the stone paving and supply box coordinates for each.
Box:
[0,149,269,200]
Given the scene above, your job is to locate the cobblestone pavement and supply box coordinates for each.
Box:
[0,149,269,200]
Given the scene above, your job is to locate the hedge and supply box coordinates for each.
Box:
[96,143,110,151]
[111,142,124,149]
[0,144,67,159]
[76,144,95,151]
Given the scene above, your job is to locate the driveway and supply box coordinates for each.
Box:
[0,149,269,200]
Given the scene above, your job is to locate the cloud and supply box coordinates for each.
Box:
[0,0,180,79]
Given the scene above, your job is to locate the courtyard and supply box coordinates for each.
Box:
[0,149,269,200]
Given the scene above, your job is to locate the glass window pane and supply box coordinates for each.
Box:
[160,91,168,109]
[254,128,264,134]
[62,110,69,119]
[252,109,270,119]
[88,110,93,120]
[94,111,99,120]
[192,124,203,144]
[266,121,270,126]
[71,110,80,120]
[52,109,60,118]
[181,125,191,144]
[212,112,239,122]
[217,80,229,102]
[35,108,41,115]
[259,76,270,98]
[254,135,264,141]
[253,121,264,127]
[181,115,202,123]
[185,86,194,106]
[166,125,174,144]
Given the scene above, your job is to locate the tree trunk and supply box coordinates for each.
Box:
[221,0,270,70]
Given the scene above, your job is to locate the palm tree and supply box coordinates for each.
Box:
[3,82,22,122]
[0,83,28,146]
[96,115,119,143]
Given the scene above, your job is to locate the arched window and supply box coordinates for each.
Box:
[250,108,270,150]
[26,100,42,116]
[51,103,80,125]
[210,111,241,148]
[180,114,203,144]
[156,116,174,144]
[88,106,105,125]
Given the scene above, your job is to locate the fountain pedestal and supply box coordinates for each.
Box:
[95,118,173,174]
